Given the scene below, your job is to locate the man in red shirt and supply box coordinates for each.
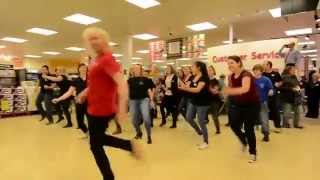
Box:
[77,27,142,180]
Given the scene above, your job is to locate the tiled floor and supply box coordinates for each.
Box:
[0,115,319,180]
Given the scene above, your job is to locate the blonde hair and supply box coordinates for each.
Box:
[82,27,110,43]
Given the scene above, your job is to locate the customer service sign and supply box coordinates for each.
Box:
[207,38,297,75]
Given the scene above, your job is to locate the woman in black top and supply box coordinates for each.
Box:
[305,71,320,119]
[161,65,179,128]
[179,61,211,150]
[43,67,72,128]
[52,64,88,135]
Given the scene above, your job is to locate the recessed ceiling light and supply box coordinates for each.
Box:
[298,41,315,45]
[269,7,281,18]
[113,53,123,57]
[126,0,160,9]
[65,47,85,52]
[285,28,312,36]
[186,22,217,31]
[26,28,58,36]
[63,13,101,25]
[177,58,191,61]
[0,45,6,49]
[109,42,118,46]
[301,49,317,54]
[136,50,150,54]
[1,37,28,43]
[133,33,158,40]
[42,51,61,55]
[132,57,143,60]
[24,55,42,58]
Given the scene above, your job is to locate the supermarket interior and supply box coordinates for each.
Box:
[0,0,320,180]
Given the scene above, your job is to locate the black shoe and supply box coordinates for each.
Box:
[147,137,152,144]
[112,128,122,135]
[56,118,64,124]
[294,126,304,129]
[216,131,221,135]
[63,124,72,128]
[262,135,270,142]
[170,125,177,129]
[46,122,53,126]
[134,133,143,140]
[39,117,45,122]
[283,124,291,128]
[225,123,231,127]
[160,122,166,127]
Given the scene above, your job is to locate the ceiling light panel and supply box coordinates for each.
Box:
[1,37,28,43]
[65,47,85,52]
[301,49,317,54]
[26,28,58,36]
[133,33,158,40]
[269,8,281,18]
[136,50,150,54]
[132,57,143,60]
[24,55,42,58]
[186,22,217,31]
[297,41,315,45]
[63,13,101,25]
[109,42,118,46]
[307,54,318,57]
[126,0,160,9]
[0,45,6,49]
[42,51,61,55]
[113,54,123,57]
[285,28,312,36]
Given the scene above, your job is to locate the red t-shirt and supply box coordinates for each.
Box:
[230,70,259,105]
[87,52,120,116]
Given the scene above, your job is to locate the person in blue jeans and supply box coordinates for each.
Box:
[179,61,211,150]
[253,64,274,142]
[128,64,155,144]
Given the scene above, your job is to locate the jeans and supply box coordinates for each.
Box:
[88,114,132,180]
[129,98,152,138]
[76,103,88,133]
[260,102,270,136]
[186,103,210,144]
[178,97,190,120]
[36,92,53,122]
[209,101,221,133]
[282,103,301,127]
[229,103,259,155]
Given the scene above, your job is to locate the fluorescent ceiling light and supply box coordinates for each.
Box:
[167,62,175,65]
[116,60,121,62]
[307,54,317,57]
[285,28,312,36]
[1,37,28,43]
[132,57,143,60]
[109,42,118,46]
[300,49,317,54]
[133,33,158,40]
[24,55,42,58]
[126,0,160,9]
[113,53,123,57]
[186,22,217,31]
[182,64,191,67]
[26,28,58,36]
[154,60,165,63]
[137,49,150,54]
[132,62,142,65]
[297,41,315,45]
[65,47,85,52]
[269,8,281,18]
[223,39,244,44]
[63,13,101,25]
[42,51,61,55]
[0,45,5,49]
[177,58,191,61]
[311,58,317,61]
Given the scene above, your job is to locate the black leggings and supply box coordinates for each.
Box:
[57,100,72,125]
[162,95,179,126]
[229,103,259,155]
[268,95,282,128]
[88,114,132,180]
[76,103,88,133]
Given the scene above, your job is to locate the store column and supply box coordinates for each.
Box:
[229,24,234,44]
[120,35,133,75]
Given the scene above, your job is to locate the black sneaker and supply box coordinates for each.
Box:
[56,118,64,124]
[294,126,304,129]
[46,122,53,126]
[160,122,166,127]
[169,125,177,129]
[63,124,72,128]
[134,133,143,140]
[262,135,270,142]
[147,137,152,144]
[39,117,45,122]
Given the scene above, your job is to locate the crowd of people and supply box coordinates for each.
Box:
[35,27,320,180]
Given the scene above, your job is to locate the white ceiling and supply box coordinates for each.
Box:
[0,0,318,65]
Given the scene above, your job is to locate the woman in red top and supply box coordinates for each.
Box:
[77,27,142,180]
[224,56,260,163]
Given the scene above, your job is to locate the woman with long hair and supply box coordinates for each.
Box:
[178,66,193,120]
[224,56,260,163]
[179,61,211,150]
[161,65,179,128]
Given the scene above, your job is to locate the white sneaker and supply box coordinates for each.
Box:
[248,155,257,163]
[274,128,282,133]
[198,143,209,150]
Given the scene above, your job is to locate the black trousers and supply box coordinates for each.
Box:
[88,114,132,180]
[76,103,88,133]
[57,100,72,125]
[36,92,54,122]
[306,96,319,119]
[268,95,282,128]
[162,95,179,126]
[229,103,259,155]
